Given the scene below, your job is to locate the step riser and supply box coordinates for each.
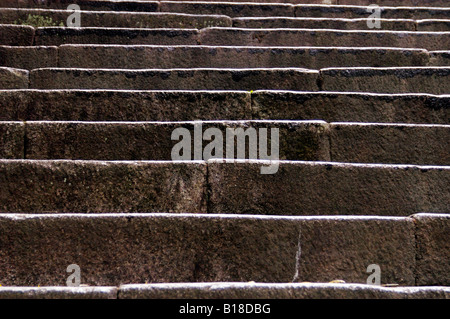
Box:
[208,161,450,216]
[1,121,448,166]
[0,160,448,216]
[28,68,320,91]
[2,0,160,12]
[1,46,432,70]
[234,18,450,32]
[2,9,449,31]
[0,67,28,89]
[34,28,200,46]
[0,214,417,286]
[0,9,232,29]
[429,51,450,66]
[0,91,447,124]
[14,121,332,162]
[320,67,450,95]
[22,67,450,94]
[414,214,450,286]
[0,25,34,46]
[0,46,58,70]
[3,26,449,51]
[5,1,450,17]
[251,92,450,124]
[0,161,207,213]
[162,3,450,19]
[199,29,450,51]
[50,46,438,69]
[1,214,447,287]
[0,90,251,122]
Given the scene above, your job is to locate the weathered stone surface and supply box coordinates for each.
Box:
[413,213,450,286]
[207,160,450,216]
[29,68,319,90]
[418,19,450,31]
[251,91,450,124]
[0,90,251,121]
[0,67,29,89]
[321,67,450,94]
[0,287,117,299]
[0,8,232,29]
[7,0,160,11]
[429,51,450,66]
[119,283,450,299]
[23,120,330,161]
[329,123,450,165]
[0,46,58,69]
[0,25,34,46]
[296,217,415,285]
[160,1,295,18]
[34,27,199,45]
[0,214,300,285]
[233,17,417,31]
[0,160,207,213]
[338,0,449,7]
[58,45,430,69]
[1,90,447,124]
[294,5,450,20]
[0,122,24,159]
[199,28,450,51]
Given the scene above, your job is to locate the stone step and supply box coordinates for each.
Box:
[233,17,450,31]
[337,1,447,7]
[0,8,232,29]
[0,67,28,88]
[251,91,449,124]
[1,120,331,162]
[4,8,449,31]
[0,160,207,213]
[5,1,450,18]
[0,121,448,166]
[119,282,450,299]
[34,27,200,46]
[2,0,160,12]
[207,160,450,216]
[0,90,252,122]
[418,19,450,31]
[0,283,449,299]
[1,45,433,70]
[6,26,448,50]
[162,3,450,19]
[2,45,449,70]
[320,67,450,94]
[429,51,450,65]
[199,28,450,51]
[0,46,58,70]
[0,160,448,215]
[28,68,320,90]
[294,5,450,20]
[23,67,450,94]
[0,24,34,45]
[328,122,449,165]
[0,90,447,124]
[2,45,431,70]
[0,213,447,286]
[0,212,440,286]
[414,213,450,286]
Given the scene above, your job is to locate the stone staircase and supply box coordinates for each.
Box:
[0,0,448,299]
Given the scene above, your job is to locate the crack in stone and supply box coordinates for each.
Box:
[292,229,302,282]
